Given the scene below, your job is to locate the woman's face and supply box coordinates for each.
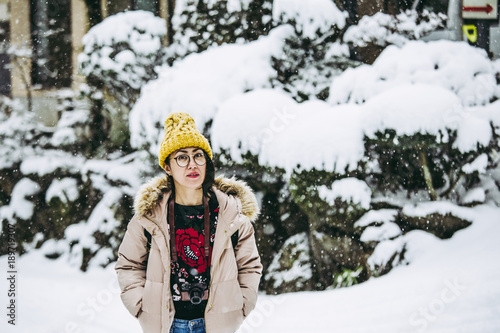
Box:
[164,147,206,191]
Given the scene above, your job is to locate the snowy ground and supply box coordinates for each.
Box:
[1,204,499,333]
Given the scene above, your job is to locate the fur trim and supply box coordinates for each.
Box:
[134,175,260,222]
[213,175,260,222]
[133,175,172,216]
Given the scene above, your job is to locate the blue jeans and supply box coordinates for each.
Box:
[169,318,206,333]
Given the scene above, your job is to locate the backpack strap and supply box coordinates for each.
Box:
[144,228,152,252]
[231,230,238,249]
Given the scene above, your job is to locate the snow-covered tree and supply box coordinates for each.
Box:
[79,10,167,110]
[166,0,273,62]
[79,11,167,151]
[271,0,357,102]
[344,9,447,63]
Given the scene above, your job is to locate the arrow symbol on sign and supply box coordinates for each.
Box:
[463,4,494,13]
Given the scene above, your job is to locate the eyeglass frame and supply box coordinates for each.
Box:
[171,152,207,168]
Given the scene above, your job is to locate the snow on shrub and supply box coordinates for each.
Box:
[265,232,313,293]
[0,98,145,268]
[329,40,499,106]
[402,201,476,221]
[272,0,347,38]
[0,102,48,170]
[20,150,85,177]
[1,178,41,221]
[167,0,273,60]
[211,89,297,162]
[213,83,497,183]
[318,178,372,210]
[359,222,402,243]
[367,237,406,276]
[79,10,167,109]
[354,209,401,243]
[214,94,365,174]
[213,41,499,218]
[46,178,79,204]
[129,25,294,155]
[271,0,353,102]
[344,10,446,48]
[64,187,125,269]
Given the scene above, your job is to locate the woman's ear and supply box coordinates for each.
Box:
[164,162,172,176]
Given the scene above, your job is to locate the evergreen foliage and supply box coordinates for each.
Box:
[364,129,494,202]
[79,11,167,152]
[167,0,273,62]
[270,1,359,102]
[79,11,167,110]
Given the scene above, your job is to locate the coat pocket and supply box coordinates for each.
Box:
[209,278,244,313]
[142,280,163,314]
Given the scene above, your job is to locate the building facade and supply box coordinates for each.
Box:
[0,0,171,125]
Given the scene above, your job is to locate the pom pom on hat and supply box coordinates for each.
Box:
[158,112,212,169]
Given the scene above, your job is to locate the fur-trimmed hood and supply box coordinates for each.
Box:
[134,175,260,222]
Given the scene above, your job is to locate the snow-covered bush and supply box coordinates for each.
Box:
[400,201,473,238]
[285,174,372,288]
[129,26,293,156]
[79,11,167,151]
[265,232,314,294]
[344,10,446,48]
[353,209,404,276]
[0,103,42,173]
[211,40,500,290]
[364,128,493,202]
[366,237,406,277]
[271,0,355,101]
[343,9,446,63]
[167,0,273,61]
[355,210,401,245]
[79,10,167,109]
[291,175,371,234]
[0,92,154,271]
[329,40,499,106]
[328,41,500,202]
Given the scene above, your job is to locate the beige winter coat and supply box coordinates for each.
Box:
[115,175,262,333]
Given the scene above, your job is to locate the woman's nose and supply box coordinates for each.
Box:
[187,157,197,168]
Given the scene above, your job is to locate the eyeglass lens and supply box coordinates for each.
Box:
[175,153,206,167]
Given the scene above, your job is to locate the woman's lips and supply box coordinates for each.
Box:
[187,173,199,178]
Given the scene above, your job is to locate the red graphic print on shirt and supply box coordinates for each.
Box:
[176,227,209,273]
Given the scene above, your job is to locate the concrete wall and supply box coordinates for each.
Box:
[71,0,89,92]
[9,0,31,99]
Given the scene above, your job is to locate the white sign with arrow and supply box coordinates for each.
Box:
[462,0,498,19]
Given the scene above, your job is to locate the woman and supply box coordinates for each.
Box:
[115,112,262,333]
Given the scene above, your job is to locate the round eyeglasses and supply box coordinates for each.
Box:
[172,152,207,168]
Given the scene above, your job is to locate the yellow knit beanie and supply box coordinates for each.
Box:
[158,112,213,170]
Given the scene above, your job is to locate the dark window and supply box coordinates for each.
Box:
[107,0,159,16]
[30,0,72,89]
[134,0,159,13]
[0,20,11,95]
[414,0,449,14]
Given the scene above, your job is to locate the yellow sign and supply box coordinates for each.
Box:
[463,25,478,43]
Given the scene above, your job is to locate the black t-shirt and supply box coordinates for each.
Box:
[170,193,219,320]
